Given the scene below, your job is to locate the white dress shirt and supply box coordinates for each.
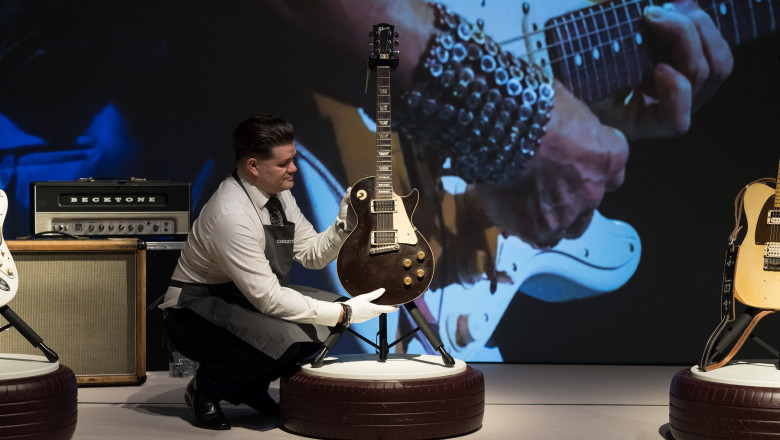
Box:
[159,173,345,326]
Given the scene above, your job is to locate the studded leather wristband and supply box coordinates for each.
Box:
[394,2,555,184]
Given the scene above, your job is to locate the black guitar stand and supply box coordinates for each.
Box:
[699,243,780,371]
[311,300,455,368]
[0,305,59,363]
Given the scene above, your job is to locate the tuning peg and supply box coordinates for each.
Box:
[394,40,399,46]
[394,31,399,38]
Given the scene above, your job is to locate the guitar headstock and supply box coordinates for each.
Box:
[369,23,399,71]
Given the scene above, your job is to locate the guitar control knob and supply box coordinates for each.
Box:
[6,267,14,276]
[403,258,412,268]
[403,276,412,286]
[416,269,425,279]
[417,251,426,261]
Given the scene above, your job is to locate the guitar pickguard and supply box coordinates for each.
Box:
[386,193,418,246]
[0,190,19,308]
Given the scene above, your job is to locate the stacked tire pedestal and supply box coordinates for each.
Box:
[281,354,485,440]
[0,354,78,440]
[670,362,780,439]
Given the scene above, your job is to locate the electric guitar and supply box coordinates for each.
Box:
[0,190,19,308]
[733,160,780,309]
[336,23,435,306]
[422,210,641,360]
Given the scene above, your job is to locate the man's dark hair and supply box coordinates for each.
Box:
[232,114,294,163]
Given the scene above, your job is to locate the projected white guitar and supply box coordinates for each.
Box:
[0,190,19,308]
[429,210,640,360]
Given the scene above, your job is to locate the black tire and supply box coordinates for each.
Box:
[281,365,484,440]
[0,365,78,440]
[669,368,780,439]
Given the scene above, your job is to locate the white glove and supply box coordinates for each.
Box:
[336,187,357,232]
[344,288,397,324]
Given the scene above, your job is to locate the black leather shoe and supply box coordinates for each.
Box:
[242,391,280,416]
[184,379,231,430]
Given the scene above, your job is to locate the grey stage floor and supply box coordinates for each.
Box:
[72,363,681,439]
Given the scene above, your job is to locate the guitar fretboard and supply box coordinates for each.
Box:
[775,158,780,208]
[545,0,780,103]
[376,66,393,200]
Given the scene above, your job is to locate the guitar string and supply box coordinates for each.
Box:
[773,160,780,250]
[376,67,392,239]
[501,0,663,50]
[502,0,730,55]
[498,0,740,65]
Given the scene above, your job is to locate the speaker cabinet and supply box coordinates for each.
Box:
[2,238,146,386]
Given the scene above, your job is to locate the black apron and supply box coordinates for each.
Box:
[170,172,341,359]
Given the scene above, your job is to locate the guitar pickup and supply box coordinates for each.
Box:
[371,230,397,246]
[371,199,396,214]
[764,242,780,271]
[768,210,780,225]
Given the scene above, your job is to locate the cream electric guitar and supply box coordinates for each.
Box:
[733,161,780,309]
[0,190,18,308]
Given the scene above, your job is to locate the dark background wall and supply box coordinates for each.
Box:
[1,0,778,365]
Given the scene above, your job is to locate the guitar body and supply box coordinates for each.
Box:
[734,182,780,309]
[0,190,19,308]
[337,176,434,306]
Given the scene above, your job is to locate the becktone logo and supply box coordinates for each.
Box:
[61,194,165,205]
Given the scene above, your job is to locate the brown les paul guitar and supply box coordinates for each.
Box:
[336,23,434,306]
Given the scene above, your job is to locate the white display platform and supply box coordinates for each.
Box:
[301,353,466,380]
[690,361,780,387]
[0,353,59,380]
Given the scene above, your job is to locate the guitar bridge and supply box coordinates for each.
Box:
[764,242,780,271]
[767,210,780,225]
[369,244,400,255]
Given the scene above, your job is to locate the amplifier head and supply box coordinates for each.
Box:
[31,179,191,239]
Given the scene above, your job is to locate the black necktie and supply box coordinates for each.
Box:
[266,196,283,226]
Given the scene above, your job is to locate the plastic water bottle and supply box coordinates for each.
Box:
[169,350,198,377]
